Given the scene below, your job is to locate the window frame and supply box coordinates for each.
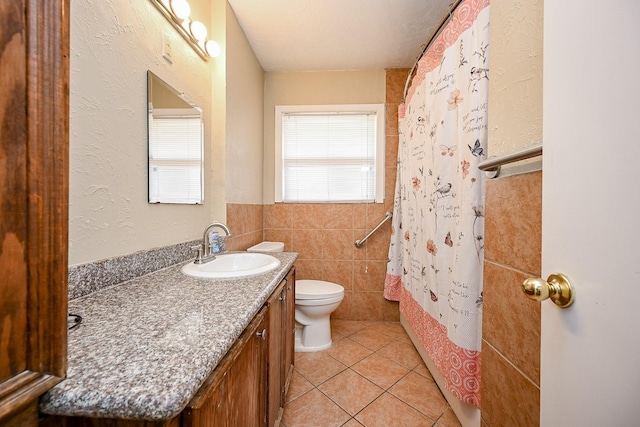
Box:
[274,104,385,203]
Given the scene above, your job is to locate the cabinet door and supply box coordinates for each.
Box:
[181,372,228,427]
[183,308,267,427]
[282,267,296,397]
[0,1,68,424]
[266,281,285,427]
[225,312,266,427]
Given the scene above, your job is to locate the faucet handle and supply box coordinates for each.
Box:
[190,244,204,261]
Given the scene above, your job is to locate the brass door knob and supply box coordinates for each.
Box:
[522,273,575,308]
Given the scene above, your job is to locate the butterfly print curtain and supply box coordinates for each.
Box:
[384,0,490,407]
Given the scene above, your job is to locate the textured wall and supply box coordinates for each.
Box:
[225,4,265,204]
[487,0,543,156]
[69,0,221,266]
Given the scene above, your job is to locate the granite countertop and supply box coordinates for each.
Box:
[40,252,298,421]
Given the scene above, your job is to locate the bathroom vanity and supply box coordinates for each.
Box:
[40,253,297,427]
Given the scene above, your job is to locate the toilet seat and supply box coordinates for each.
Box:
[296,280,344,300]
[295,295,344,306]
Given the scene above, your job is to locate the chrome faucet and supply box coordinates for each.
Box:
[193,222,232,264]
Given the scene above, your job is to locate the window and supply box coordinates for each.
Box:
[275,104,385,203]
[148,109,203,204]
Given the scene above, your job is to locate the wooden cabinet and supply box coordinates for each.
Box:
[0,1,69,426]
[186,266,296,427]
[183,308,267,427]
[265,267,295,427]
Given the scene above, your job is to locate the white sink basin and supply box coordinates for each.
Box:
[181,253,281,279]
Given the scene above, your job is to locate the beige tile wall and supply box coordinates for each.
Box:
[225,203,264,251]
[481,171,542,426]
[259,69,408,321]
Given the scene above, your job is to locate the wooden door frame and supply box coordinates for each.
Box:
[0,0,69,420]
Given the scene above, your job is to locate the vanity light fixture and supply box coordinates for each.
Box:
[205,40,221,57]
[189,20,207,41]
[150,0,220,60]
[169,0,190,20]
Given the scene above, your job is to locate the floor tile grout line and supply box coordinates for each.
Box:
[320,388,444,427]
[285,389,449,424]
[313,371,426,426]
[431,407,454,427]
[315,379,379,420]
[385,372,445,421]
[324,389,394,425]
[288,369,443,420]
[284,321,459,426]
[295,355,445,422]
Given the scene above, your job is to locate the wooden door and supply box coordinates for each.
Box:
[0,0,69,424]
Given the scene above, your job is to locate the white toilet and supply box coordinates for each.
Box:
[247,241,345,352]
[294,279,344,351]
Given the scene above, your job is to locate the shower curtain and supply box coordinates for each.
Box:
[384,0,490,407]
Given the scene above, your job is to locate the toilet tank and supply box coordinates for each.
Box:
[247,241,285,253]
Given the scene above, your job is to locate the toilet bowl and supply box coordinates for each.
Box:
[294,279,344,352]
[247,242,345,352]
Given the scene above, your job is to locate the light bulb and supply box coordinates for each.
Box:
[205,40,221,57]
[189,21,207,41]
[170,0,191,20]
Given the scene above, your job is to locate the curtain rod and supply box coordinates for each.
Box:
[402,0,465,102]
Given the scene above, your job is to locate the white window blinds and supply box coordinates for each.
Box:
[276,105,384,203]
[148,113,203,204]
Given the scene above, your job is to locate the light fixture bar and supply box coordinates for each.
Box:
[150,0,213,61]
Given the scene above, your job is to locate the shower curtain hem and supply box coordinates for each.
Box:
[383,273,402,301]
[401,286,482,407]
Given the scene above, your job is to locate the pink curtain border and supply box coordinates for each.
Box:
[401,0,491,118]
[399,284,482,407]
[383,273,402,301]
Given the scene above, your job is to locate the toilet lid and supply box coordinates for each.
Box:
[296,280,344,300]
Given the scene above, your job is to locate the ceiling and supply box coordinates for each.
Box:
[226,0,454,72]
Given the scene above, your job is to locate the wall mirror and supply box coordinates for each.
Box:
[147,71,204,204]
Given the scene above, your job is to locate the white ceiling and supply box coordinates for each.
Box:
[227,0,453,72]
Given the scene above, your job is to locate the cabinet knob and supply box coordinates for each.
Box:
[256,329,267,340]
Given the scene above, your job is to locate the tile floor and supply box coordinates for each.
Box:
[281,320,462,427]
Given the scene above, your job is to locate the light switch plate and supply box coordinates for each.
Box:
[162,33,173,63]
